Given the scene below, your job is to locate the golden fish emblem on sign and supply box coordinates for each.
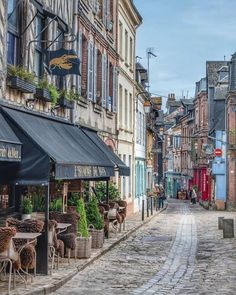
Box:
[49,54,78,70]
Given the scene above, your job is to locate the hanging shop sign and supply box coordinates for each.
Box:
[151,96,162,110]
[0,142,21,162]
[45,49,81,76]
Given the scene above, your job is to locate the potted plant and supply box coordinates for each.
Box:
[95,181,120,202]
[67,192,80,213]
[7,65,36,93]
[75,198,91,258]
[22,196,33,220]
[86,196,104,248]
[59,89,80,109]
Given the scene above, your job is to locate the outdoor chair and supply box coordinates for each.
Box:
[49,212,80,263]
[0,227,20,295]
[117,200,127,231]
[48,220,64,274]
[6,218,44,276]
[98,204,110,238]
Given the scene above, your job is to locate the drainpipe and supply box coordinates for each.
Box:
[71,0,79,124]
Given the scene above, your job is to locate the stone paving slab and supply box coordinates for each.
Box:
[0,206,166,295]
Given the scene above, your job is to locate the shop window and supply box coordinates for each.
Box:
[7,0,20,65]
[0,185,10,211]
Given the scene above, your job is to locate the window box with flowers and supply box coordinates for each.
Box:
[7,66,36,93]
[35,80,60,104]
[59,90,80,109]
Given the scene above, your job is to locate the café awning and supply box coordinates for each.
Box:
[1,106,114,184]
[81,128,130,176]
[0,112,21,162]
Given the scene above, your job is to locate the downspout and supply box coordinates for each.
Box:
[71,0,79,124]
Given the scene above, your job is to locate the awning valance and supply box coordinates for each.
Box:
[1,106,114,184]
[0,112,21,162]
[81,128,130,176]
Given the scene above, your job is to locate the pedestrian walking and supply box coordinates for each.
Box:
[158,184,165,209]
[190,188,197,204]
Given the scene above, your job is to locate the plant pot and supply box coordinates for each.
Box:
[7,76,36,93]
[21,213,31,220]
[75,235,91,258]
[89,226,104,249]
[59,97,74,109]
[35,88,51,102]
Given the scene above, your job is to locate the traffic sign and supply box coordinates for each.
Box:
[214,148,222,157]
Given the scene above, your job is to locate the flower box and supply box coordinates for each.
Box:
[59,97,74,109]
[35,88,51,102]
[7,76,36,93]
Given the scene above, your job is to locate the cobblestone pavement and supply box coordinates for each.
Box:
[52,200,236,295]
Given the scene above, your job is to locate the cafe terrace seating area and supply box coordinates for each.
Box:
[0,198,128,295]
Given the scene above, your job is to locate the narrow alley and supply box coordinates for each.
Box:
[51,200,236,295]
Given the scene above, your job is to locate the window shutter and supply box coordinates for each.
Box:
[102,54,107,107]
[93,46,97,102]
[77,31,82,94]
[106,0,110,29]
[106,60,110,110]
[112,66,118,112]
[87,41,94,100]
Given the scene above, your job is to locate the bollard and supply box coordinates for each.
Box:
[223,219,234,238]
[151,197,153,215]
[142,199,144,221]
[218,217,224,230]
[155,197,158,211]
[147,198,149,218]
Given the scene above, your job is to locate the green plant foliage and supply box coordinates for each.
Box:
[48,84,60,105]
[22,196,33,214]
[68,192,80,206]
[49,198,63,211]
[8,65,35,83]
[76,198,89,238]
[86,196,104,230]
[95,181,120,202]
[60,89,80,102]
[32,193,45,212]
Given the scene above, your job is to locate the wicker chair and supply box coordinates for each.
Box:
[117,200,127,230]
[0,227,20,295]
[6,218,44,275]
[49,212,80,263]
[98,203,110,238]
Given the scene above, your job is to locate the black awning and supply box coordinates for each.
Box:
[0,112,21,162]
[1,107,114,183]
[81,128,130,176]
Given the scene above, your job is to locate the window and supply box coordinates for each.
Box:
[119,84,123,126]
[124,89,128,126]
[129,37,133,68]
[34,15,44,78]
[128,155,131,197]
[129,93,132,130]
[7,0,20,65]
[102,54,107,107]
[0,185,12,211]
[123,155,126,197]
[96,49,102,105]
[76,31,83,94]
[119,22,123,57]
[112,66,118,112]
[125,30,128,63]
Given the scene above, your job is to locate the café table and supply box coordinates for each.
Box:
[56,223,71,234]
[13,232,42,287]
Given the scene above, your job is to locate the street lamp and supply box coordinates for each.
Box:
[143,100,151,113]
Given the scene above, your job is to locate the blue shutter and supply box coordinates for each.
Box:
[112,66,118,112]
[102,54,107,107]
[106,60,110,110]
[77,31,82,94]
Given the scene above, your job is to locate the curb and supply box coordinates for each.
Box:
[25,205,168,295]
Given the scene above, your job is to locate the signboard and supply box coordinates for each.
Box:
[214,148,222,157]
[202,143,214,155]
[0,142,21,162]
[55,164,114,179]
[151,97,162,110]
[45,48,81,76]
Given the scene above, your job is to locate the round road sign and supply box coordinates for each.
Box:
[214,148,222,157]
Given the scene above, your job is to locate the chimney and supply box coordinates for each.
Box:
[230,52,236,91]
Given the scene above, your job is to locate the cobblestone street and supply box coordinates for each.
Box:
[52,200,236,295]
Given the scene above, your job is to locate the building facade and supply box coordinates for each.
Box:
[117,0,142,213]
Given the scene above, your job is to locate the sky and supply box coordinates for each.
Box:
[134,0,236,106]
